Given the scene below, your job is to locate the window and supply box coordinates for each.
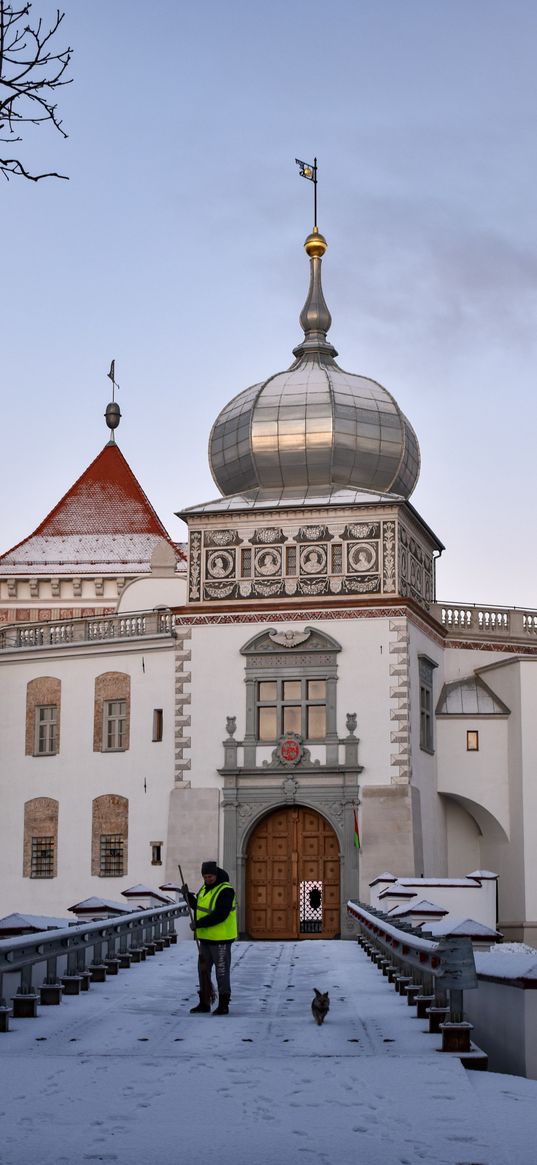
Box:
[151,842,163,865]
[257,678,327,741]
[100,834,124,876]
[94,672,130,752]
[34,705,57,755]
[152,708,163,742]
[31,836,54,878]
[467,730,479,751]
[419,657,436,753]
[104,700,126,751]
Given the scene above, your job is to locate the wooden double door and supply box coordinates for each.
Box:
[245,806,340,939]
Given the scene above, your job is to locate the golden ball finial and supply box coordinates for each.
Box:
[304,225,327,258]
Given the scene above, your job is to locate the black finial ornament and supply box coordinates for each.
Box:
[105,359,121,443]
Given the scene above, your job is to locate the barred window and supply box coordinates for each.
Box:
[257,678,327,742]
[34,705,57,755]
[31,836,54,878]
[100,834,124,876]
[104,700,126,751]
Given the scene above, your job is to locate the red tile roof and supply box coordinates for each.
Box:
[0,443,186,574]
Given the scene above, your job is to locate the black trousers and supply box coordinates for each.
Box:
[199,940,232,998]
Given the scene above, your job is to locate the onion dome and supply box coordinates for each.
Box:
[209,227,420,499]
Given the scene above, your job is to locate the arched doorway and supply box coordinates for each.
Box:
[245,806,340,939]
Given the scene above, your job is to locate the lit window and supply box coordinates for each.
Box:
[104,700,126,751]
[100,834,124,876]
[152,709,163,742]
[467,730,479,751]
[34,706,57,755]
[31,836,54,878]
[256,678,327,741]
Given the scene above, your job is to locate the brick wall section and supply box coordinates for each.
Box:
[91,794,129,876]
[93,672,130,752]
[25,676,61,756]
[23,797,59,876]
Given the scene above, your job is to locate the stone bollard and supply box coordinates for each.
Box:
[40,980,64,1005]
[12,990,39,1018]
[440,1021,473,1054]
[61,974,83,995]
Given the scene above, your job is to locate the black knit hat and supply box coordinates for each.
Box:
[201,861,218,875]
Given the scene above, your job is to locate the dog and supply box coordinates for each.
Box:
[311,988,330,1025]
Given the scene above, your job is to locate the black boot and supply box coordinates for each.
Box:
[213,993,230,1015]
[190,993,211,1014]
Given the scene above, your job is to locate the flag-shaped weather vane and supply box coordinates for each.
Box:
[295,156,318,229]
[107,359,119,402]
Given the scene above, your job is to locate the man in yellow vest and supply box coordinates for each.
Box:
[181,861,238,1015]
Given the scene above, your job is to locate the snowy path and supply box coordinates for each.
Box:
[1,939,537,1165]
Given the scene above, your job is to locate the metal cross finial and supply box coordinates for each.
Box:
[295,156,318,229]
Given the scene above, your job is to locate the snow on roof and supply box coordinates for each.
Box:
[369,872,397,885]
[436,676,510,716]
[121,884,171,902]
[387,899,448,918]
[0,912,70,932]
[466,870,498,880]
[422,917,502,939]
[0,443,185,575]
[68,897,131,913]
[395,877,483,887]
[378,887,417,899]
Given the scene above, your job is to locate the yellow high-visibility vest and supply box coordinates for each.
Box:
[195,881,238,941]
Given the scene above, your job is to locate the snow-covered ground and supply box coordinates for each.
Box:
[1,939,537,1165]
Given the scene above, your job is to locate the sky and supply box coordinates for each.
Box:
[2,935,537,1164]
[2,0,537,607]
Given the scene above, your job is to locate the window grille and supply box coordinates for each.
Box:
[285,546,297,575]
[31,836,54,878]
[241,548,252,576]
[100,834,124,876]
[299,880,323,933]
[331,543,343,574]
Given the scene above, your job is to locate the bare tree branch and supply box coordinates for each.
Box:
[0,1,73,181]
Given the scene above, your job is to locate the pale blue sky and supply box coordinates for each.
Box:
[3,0,537,606]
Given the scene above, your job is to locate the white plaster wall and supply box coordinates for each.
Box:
[436,719,510,837]
[408,622,446,875]
[466,980,537,1079]
[519,661,537,923]
[380,882,496,927]
[0,640,176,917]
[188,616,397,790]
[117,575,187,612]
[444,799,481,876]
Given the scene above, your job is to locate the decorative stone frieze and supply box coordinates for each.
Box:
[174,627,192,783]
[388,619,411,785]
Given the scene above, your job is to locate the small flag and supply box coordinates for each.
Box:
[353,808,361,850]
[107,359,115,383]
[295,157,315,181]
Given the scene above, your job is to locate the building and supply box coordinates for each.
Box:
[1,223,536,943]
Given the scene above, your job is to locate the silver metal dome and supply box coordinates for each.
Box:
[209,228,420,500]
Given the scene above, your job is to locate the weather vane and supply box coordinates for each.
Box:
[295,156,318,229]
[107,359,119,402]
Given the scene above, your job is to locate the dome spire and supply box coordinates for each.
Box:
[293,226,338,360]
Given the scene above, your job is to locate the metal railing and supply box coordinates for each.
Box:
[0,902,187,1030]
[347,900,487,1066]
[0,610,177,652]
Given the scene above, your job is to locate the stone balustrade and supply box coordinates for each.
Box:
[431,602,537,644]
[0,610,176,652]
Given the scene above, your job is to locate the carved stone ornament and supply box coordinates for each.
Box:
[343,522,380,540]
[238,802,255,823]
[300,545,327,575]
[346,713,357,736]
[204,582,237,599]
[268,629,312,648]
[206,549,235,578]
[263,734,321,769]
[205,529,240,547]
[254,547,282,577]
[281,775,299,801]
[296,525,333,543]
[189,531,202,600]
[348,542,378,574]
[226,716,237,738]
[250,527,286,545]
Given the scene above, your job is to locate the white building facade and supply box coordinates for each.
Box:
[1,224,537,943]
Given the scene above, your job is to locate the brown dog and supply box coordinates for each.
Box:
[311,988,330,1025]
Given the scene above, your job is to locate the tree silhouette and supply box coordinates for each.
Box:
[0,2,72,181]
